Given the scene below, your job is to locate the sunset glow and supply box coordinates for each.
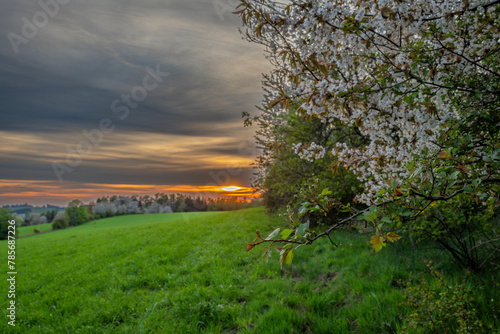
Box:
[0,180,259,206]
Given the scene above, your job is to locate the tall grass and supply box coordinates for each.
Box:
[1,208,498,333]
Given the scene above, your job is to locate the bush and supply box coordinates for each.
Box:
[52,218,68,230]
[401,262,493,333]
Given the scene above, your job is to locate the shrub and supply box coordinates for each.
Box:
[401,262,492,333]
[52,217,68,230]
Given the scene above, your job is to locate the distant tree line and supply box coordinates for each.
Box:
[14,210,59,227]
[0,194,261,236]
[51,194,261,231]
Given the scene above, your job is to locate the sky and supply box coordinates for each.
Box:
[0,0,269,206]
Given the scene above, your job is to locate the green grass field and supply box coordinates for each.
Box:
[17,223,54,237]
[1,208,499,333]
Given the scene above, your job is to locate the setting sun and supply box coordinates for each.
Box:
[220,186,242,191]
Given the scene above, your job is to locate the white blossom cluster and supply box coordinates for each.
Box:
[147,201,173,214]
[293,142,326,162]
[243,0,499,204]
[92,202,118,216]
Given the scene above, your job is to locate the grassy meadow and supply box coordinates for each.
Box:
[1,208,499,333]
[17,223,54,237]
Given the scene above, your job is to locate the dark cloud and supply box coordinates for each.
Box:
[0,0,266,203]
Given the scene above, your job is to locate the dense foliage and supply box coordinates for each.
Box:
[0,208,17,240]
[238,0,500,270]
[245,99,365,218]
[66,200,90,226]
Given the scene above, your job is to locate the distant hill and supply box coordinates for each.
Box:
[2,204,64,214]
[46,204,65,210]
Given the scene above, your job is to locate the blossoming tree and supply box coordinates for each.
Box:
[238,0,500,270]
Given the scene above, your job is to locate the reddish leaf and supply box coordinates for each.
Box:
[370,235,385,252]
[394,188,403,197]
[386,232,402,243]
[246,243,256,252]
[455,165,468,173]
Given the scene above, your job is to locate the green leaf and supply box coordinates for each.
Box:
[265,228,280,240]
[399,208,413,216]
[361,208,378,222]
[439,151,451,159]
[407,160,415,170]
[340,203,351,212]
[285,249,294,265]
[298,206,308,217]
[410,167,423,179]
[297,221,309,236]
[320,188,332,196]
[281,229,294,240]
[377,223,385,232]
[262,246,272,263]
[381,216,392,224]
[279,245,295,268]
